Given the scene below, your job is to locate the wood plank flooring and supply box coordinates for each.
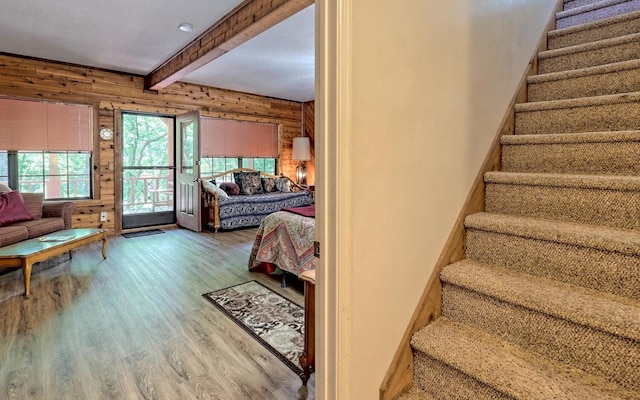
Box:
[0,227,315,400]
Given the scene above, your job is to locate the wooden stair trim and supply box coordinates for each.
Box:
[378,2,563,398]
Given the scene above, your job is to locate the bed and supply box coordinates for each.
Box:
[201,168,313,232]
[248,205,316,279]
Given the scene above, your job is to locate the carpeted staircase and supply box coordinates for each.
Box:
[399,0,640,398]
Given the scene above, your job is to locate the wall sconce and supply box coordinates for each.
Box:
[293,136,311,185]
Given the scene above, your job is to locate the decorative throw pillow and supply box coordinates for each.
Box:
[0,191,34,226]
[202,180,229,199]
[233,172,245,185]
[219,182,240,196]
[275,177,292,193]
[262,177,278,193]
[235,171,263,195]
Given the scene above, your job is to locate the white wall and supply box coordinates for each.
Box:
[317,0,559,398]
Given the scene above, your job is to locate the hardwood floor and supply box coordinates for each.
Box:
[0,227,315,399]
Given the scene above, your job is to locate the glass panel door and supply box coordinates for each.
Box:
[121,113,175,229]
[175,111,201,232]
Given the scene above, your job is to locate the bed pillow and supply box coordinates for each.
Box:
[219,182,240,196]
[275,177,292,193]
[0,191,34,226]
[261,177,278,193]
[234,171,263,195]
[202,180,229,199]
[0,183,11,193]
[233,172,247,190]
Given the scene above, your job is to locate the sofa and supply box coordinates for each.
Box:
[0,185,76,248]
[201,169,313,232]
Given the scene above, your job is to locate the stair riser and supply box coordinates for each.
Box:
[502,140,640,175]
[484,182,640,230]
[538,40,640,74]
[465,229,640,300]
[413,352,511,400]
[515,100,640,135]
[549,13,640,49]
[557,0,640,29]
[528,67,640,101]
[441,284,640,392]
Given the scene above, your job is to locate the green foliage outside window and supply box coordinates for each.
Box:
[0,151,91,199]
[200,157,276,182]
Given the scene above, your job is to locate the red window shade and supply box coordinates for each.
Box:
[200,117,277,158]
[241,123,258,157]
[47,103,91,151]
[256,124,278,157]
[0,100,10,150]
[10,100,47,150]
[0,98,92,151]
[225,120,243,157]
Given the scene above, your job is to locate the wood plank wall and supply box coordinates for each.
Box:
[0,53,309,235]
[303,101,315,185]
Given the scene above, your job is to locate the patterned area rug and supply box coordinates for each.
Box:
[203,281,305,377]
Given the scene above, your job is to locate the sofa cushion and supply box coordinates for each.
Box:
[0,225,29,247]
[0,191,34,227]
[21,192,44,219]
[14,218,65,238]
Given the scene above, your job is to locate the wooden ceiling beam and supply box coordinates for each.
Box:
[145,0,314,91]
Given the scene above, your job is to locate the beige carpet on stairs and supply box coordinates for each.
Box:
[400,0,640,398]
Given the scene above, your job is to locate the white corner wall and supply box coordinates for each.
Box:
[317,0,559,398]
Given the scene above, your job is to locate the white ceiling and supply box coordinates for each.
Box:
[0,0,315,102]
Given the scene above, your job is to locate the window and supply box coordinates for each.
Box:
[0,99,92,199]
[200,156,277,182]
[199,117,278,181]
[0,151,7,186]
[242,157,276,174]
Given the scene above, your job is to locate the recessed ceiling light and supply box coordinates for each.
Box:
[178,23,193,32]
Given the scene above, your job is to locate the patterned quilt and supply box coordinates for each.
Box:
[217,191,312,230]
[248,210,316,277]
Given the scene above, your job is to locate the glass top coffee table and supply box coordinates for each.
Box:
[0,228,107,298]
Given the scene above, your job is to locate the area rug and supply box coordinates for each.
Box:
[121,229,165,238]
[203,280,305,377]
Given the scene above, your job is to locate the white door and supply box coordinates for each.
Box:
[175,111,201,232]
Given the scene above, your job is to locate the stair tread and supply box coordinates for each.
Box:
[556,0,640,29]
[558,0,637,18]
[538,31,640,59]
[465,212,640,256]
[549,8,640,38]
[501,130,640,144]
[412,317,639,400]
[442,260,640,341]
[484,171,640,190]
[528,58,640,83]
[515,90,640,112]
